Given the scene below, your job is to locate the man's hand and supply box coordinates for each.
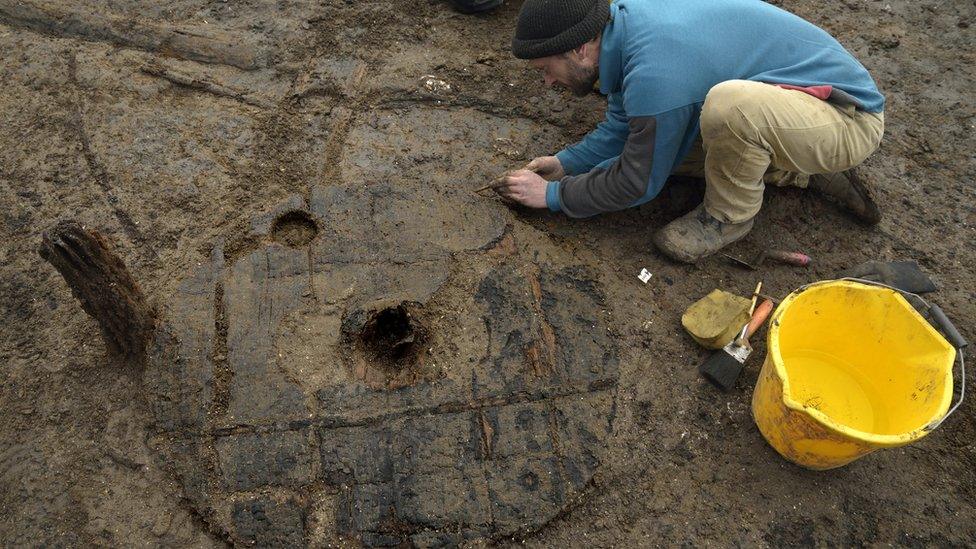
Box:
[492,169,549,208]
[524,156,565,179]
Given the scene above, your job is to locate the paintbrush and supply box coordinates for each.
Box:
[474,166,545,194]
[473,176,507,194]
[699,298,774,391]
[747,281,762,313]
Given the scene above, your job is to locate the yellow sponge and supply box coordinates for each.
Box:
[682,289,751,349]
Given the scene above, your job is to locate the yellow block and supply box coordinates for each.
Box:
[752,280,955,469]
[682,289,751,349]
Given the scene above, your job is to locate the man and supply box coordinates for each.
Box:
[495,0,885,263]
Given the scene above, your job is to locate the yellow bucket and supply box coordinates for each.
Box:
[752,280,960,469]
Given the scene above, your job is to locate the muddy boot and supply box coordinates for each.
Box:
[653,204,755,263]
[808,168,882,225]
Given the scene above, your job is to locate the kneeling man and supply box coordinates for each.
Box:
[497,0,885,262]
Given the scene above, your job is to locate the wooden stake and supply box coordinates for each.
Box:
[39,221,155,361]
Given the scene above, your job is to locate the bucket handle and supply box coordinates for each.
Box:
[798,278,967,431]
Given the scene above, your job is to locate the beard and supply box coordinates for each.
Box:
[565,59,599,97]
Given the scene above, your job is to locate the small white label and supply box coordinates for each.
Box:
[638,268,652,283]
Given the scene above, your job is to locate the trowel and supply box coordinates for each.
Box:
[722,249,811,270]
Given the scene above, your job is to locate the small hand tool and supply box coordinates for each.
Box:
[722,249,811,270]
[699,298,774,391]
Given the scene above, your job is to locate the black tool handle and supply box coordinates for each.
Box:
[929,305,968,349]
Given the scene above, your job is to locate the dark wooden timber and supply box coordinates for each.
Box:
[39,220,154,361]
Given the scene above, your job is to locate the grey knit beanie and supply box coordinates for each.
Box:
[511,0,610,59]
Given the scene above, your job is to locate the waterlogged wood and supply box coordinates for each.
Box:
[141,62,275,109]
[144,192,619,546]
[0,0,267,70]
[39,221,154,360]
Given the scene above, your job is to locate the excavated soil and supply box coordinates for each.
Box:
[1,0,974,546]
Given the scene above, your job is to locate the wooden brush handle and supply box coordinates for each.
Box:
[744,299,774,339]
[748,281,763,314]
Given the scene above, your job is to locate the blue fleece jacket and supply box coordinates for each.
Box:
[546,0,885,217]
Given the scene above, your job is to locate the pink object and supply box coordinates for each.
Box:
[767,250,812,267]
[774,83,834,100]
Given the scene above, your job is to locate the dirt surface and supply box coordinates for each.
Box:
[1,0,974,546]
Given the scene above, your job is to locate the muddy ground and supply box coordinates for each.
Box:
[1,0,974,546]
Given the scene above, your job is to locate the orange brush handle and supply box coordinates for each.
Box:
[745,299,774,339]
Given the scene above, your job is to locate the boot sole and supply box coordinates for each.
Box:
[844,168,882,225]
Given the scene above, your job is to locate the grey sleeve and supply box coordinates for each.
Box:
[555,116,657,218]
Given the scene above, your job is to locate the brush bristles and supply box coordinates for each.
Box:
[699,352,744,391]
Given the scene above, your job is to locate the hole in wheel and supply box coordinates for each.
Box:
[341,302,432,388]
[271,211,318,248]
[359,304,425,368]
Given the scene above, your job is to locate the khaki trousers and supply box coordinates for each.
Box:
[673,80,885,223]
